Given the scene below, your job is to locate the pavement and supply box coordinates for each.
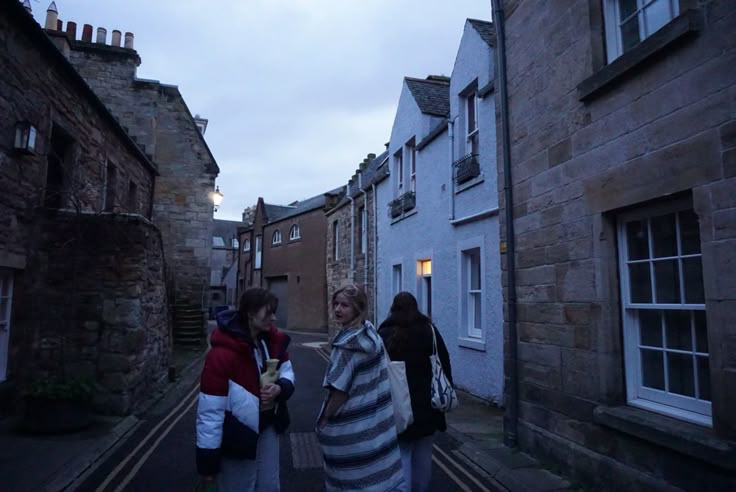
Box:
[0,333,573,492]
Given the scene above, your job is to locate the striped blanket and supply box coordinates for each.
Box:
[318,320,404,491]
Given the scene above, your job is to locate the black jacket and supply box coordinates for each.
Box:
[378,316,453,441]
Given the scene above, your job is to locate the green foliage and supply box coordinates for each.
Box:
[24,376,95,401]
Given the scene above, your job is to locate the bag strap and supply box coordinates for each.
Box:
[430,323,438,357]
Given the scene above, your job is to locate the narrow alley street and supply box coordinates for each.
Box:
[73,332,503,492]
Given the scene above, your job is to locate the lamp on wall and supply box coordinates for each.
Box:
[14,121,37,154]
[212,186,224,212]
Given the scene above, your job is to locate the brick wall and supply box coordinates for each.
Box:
[498,1,735,489]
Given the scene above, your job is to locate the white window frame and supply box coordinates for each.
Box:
[231,238,239,250]
[360,206,367,254]
[255,235,262,269]
[272,229,282,245]
[465,91,479,156]
[416,259,432,319]
[617,200,711,427]
[243,238,251,252]
[603,0,679,62]
[392,262,403,296]
[462,248,483,339]
[289,224,301,241]
[394,150,404,197]
[407,142,416,193]
[0,268,14,382]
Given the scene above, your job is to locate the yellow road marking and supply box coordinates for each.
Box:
[113,394,199,491]
[95,383,200,491]
[433,454,473,492]
[434,444,493,492]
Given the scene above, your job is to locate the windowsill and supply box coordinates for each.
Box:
[594,405,736,472]
[458,337,486,351]
[289,238,301,243]
[578,9,703,102]
[390,208,418,225]
[455,174,485,194]
[271,243,282,248]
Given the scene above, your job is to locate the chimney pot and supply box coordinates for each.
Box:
[44,2,58,30]
[96,27,107,44]
[82,24,93,42]
[22,0,32,14]
[111,30,122,47]
[368,153,376,160]
[66,21,77,41]
[124,32,135,49]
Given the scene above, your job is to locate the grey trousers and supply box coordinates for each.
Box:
[399,435,434,492]
[217,427,280,492]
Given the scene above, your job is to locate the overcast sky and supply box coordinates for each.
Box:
[31,0,491,221]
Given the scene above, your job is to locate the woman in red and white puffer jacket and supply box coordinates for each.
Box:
[196,287,295,492]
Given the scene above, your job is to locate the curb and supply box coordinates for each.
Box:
[56,352,206,492]
[45,415,141,492]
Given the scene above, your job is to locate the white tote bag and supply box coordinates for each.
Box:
[430,325,459,412]
[383,346,414,433]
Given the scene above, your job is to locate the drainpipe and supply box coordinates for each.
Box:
[347,184,355,282]
[492,0,519,448]
[448,115,461,220]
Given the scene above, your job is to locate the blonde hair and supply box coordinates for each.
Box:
[332,284,368,324]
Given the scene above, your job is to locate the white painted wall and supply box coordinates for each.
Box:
[376,21,503,403]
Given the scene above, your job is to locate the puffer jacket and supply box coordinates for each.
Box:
[195,310,294,476]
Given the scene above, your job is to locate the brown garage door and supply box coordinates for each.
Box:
[267,276,289,330]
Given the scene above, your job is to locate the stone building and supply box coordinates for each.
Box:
[209,219,243,313]
[494,0,735,489]
[46,4,220,341]
[0,1,168,415]
[324,152,388,336]
[238,193,337,332]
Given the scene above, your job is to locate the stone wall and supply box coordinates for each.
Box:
[498,1,735,489]
[14,212,170,415]
[67,40,217,309]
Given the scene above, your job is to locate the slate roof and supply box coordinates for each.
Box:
[269,186,345,224]
[468,19,496,47]
[405,76,450,117]
[212,219,243,248]
[264,204,296,222]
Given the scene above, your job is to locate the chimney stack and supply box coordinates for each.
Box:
[111,30,122,47]
[66,21,77,41]
[96,27,107,44]
[56,19,63,31]
[44,2,58,30]
[22,0,32,14]
[82,24,93,42]
[124,32,135,49]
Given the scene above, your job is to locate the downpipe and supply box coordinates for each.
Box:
[492,0,519,449]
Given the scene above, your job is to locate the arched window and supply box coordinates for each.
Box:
[243,238,251,252]
[272,230,282,245]
[289,224,301,240]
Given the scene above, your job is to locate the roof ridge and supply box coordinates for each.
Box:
[405,76,450,86]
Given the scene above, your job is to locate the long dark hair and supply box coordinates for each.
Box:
[383,291,431,352]
[238,287,278,334]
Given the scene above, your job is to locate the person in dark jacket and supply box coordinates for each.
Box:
[196,287,295,492]
[378,291,452,492]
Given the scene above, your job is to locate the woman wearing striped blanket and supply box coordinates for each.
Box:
[317,284,406,492]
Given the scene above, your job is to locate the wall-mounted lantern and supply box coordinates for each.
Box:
[212,186,224,212]
[14,121,37,155]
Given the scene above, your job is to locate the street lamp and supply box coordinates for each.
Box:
[212,186,224,212]
[14,121,37,155]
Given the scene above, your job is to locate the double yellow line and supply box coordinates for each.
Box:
[95,384,200,492]
[311,346,493,492]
